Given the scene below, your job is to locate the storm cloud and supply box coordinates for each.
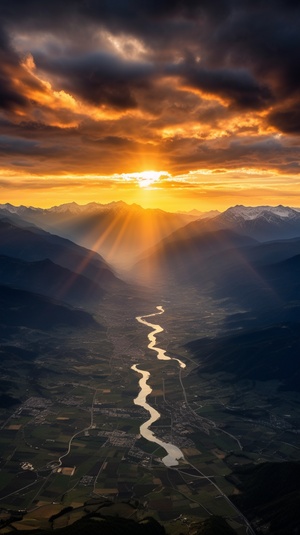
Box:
[0,0,299,181]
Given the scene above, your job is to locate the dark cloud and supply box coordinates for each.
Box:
[0,113,299,178]
[268,102,300,134]
[170,63,273,110]
[0,1,215,27]
[0,0,299,180]
[0,73,27,111]
[21,3,300,113]
[34,51,155,109]
[162,136,300,175]
[208,8,300,96]
[88,136,134,147]
[1,1,300,111]
[0,29,28,111]
[0,134,65,160]
[0,116,155,175]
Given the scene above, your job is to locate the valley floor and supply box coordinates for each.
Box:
[0,287,299,534]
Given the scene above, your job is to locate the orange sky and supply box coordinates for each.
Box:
[1,2,300,211]
[2,168,300,212]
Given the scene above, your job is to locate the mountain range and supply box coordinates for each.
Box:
[0,201,199,269]
[132,205,300,312]
[2,201,300,321]
[2,201,300,271]
[2,201,300,315]
[0,201,300,534]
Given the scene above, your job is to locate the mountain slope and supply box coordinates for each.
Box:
[0,255,104,308]
[134,212,300,320]
[0,285,97,331]
[133,228,258,285]
[0,218,121,292]
[197,237,300,313]
[186,321,300,391]
[135,205,300,265]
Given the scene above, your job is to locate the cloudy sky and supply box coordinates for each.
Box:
[1,0,300,210]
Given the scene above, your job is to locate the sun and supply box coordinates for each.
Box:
[136,170,164,188]
[121,170,170,189]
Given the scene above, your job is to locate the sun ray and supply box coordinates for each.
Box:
[103,209,136,265]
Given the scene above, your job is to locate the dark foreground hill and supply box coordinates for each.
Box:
[228,461,300,535]
[7,508,236,535]
[0,285,97,331]
[19,515,166,535]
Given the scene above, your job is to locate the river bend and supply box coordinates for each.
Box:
[131,306,185,467]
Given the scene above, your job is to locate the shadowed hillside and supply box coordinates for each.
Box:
[186,321,300,391]
[0,255,105,308]
[228,462,300,535]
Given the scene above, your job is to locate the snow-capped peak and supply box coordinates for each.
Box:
[223,205,300,221]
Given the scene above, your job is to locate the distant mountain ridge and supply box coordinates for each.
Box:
[2,203,300,270]
[0,201,199,269]
[177,208,220,218]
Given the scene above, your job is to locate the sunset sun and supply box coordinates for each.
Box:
[137,171,163,188]
[121,170,170,190]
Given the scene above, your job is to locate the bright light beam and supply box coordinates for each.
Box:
[122,170,170,188]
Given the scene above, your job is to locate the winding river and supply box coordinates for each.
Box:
[131,306,186,467]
